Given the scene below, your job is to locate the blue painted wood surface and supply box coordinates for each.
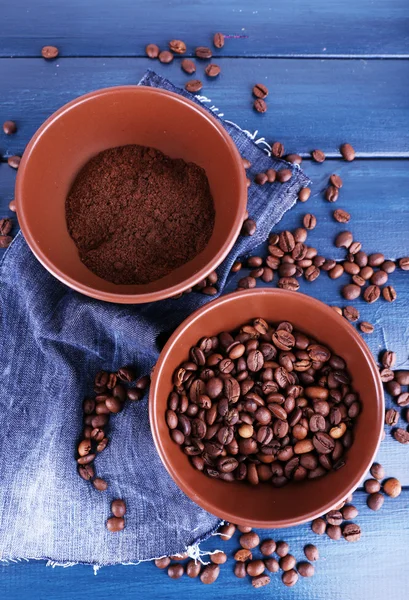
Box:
[0,1,409,598]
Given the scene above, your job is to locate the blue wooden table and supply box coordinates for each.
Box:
[1,1,408,598]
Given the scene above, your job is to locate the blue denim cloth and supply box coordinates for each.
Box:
[0,71,309,565]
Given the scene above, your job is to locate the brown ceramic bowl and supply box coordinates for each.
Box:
[16,86,247,303]
[150,289,384,528]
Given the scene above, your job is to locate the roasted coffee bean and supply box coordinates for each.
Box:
[275,540,289,557]
[383,477,401,498]
[305,265,320,282]
[282,570,298,587]
[3,120,17,135]
[329,264,344,279]
[117,366,136,382]
[342,504,359,520]
[145,44,160,58]
[231,260,242,273]
[342,284,361,300]
[265,168,276,183]
[370,462,385,480]
[396,371,409,385]
[210,551,227,565]
[93,477,108,491]
[241,218,257,236]
[0,218,12,236]
[280,554,296,571]
[260,539,276,556]
[298,187,311,202]
[78,464,95,481]
[168,564,184,579]
[278,277,300,291]
[311,149,325,163]
[343,306,359,322]
[264,558,279,572]
[240,532,260,549]
[326,524,342,540]
[213,32,225,48]
[180,59,196,75]
[106,517,125,532]
[352,275,366,287]
[397,392,409,407]
[286,153,302,164]
[185,79,203,93]
[277,169,292,183]
[219,523,236,540]
[255,172,268,185]
[304,544,319,561]
[367,492,384,511]
[381,260,396,274]
[41,45,59,59]
[303,214,317,230]
[252,575,271,588]
[399,257,409,270]
[382,350,396,369]
[311,518,326,535]
[252,83,268,99]
[158,50,174,63]
[271,142,285,157]
[393,428,409,444]
[247,559,265,576]
[371,270,388,286]
[184,560,200,578]
[7,156,20,169]
[325,186,339,202]
[298,561,315,577]
[326,510,343,526]
[368,253,384,267]
[105,396,122,413]
[96,438,108,452]
[234,562,247,578]
[330,174,343,188]
[200,564,220,584]
[359,321,374,334]
[169,39,186,54]
[363,284,380,304]
[205,63,221,77]
[155,557,171,569]
[383,286,397,302]
[195,46,212,59]
[335,231,353,248]
[234,548,252,561]
[340,143,355,161]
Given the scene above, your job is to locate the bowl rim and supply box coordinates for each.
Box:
[149,288,384,528]
[15,85,247,304]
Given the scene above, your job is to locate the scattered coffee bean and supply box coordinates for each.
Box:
[393,428,409,444]
[343,306,359,322]
[158,50,174,63]
[329,264,344,279]
[311,149,325,163]
[155,557,171,569]
[234,548,252,562]
[330,174,343,188]
[282,569,298,587]
[252,575,271,588]
[298,561,315,577]
[396,371,409,385]
[169,40,186,54]
[266,168,276,182]
[213,33,225,48]
[7,156,21,169]
[234,562,247,578]
[367,492,384,511]
[260,539,276,556]
[382,286,397,302]
[326,525,342,540]
[364,479,381,494]
[280,554,296,571]
[383,477,401,498]
[111,499,126,517]
[219,523,236,540]
[205,64,221,77]
[326,510,343,526]
[382,350,396,369]
[196,46,212,59]
[0,236,12,248]
[399,257,409,270]
[241,218,257,236]
[342,523,361,542]
[247,559,265,576]
[168,564,184,579]
[325,186,339,203]
[359,321,374,334]
[370,462,385,480]
[254,99,267,113]
[276,169,292,183]
[240,532,260,549]
[181,58,196,74]
[0,218,12,236]
[335,231,353,249]
[368,253,384,267]
[276,541,289,557]
[303,214,316,230]
[340,143,355,161]
[271,142,285,158]
[303,544,318,562]
[311,518,326,535]
[363,285,380,304]
[106,516,125,532]
[333,209,350,223]
[342,284,361,300]
[3,120,17,135]
[397,393,409,407]
[298,187,311,202]
[41,45,59,59]
[342,505,359,520]
[200,564,220,584]
[92,477,108,491]
[371,270,388,286]
[210,551,227,565]
[78,464,95,481]
[8,200,16,212]
[385,409,399,426]
[264,558,279,572]
[286,154,303,164]
[252,83,268,99]
[145,44,160,58]
[255,172,268,185]
[382,260,396,274]
[185,79,203,93]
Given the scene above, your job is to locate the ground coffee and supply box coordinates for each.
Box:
[66,145,215,285]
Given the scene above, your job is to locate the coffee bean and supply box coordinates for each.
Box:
[342,523,361,542]
[303,214,316,230]
[264,558,279,572]
[168,564,184,579]
[371,270,388,286]
[311,518,326,535]
[311,149,325,163]
[78,464,95,481]
[399,257,409,270]
[41,45,59,59]
[342,284,361,300]
[298,561,315,577]
[210,551,227,565]
[397,392,409,407]
[368,253,384,267]
[382,286,397,302]
[280,554,296,571]
[106,517,125,532]
[185,79,203,93]
[326,510,343,526]
[396,371,409,385]
[195,46,212,59]
[277,169,292,183]
[274,540,288,557]
[352,275,366,287]
[158,50,174,63]
[266,168,276,182]
[0,236,12,248]
[330,174,343,188]
[213,32,225,48]
[385,409,399,426]
[370,462,385,480]
[241,218,257,236]
[333,209,350,223]
[381,260,395,274]
[155,557,171,569]
[367,492,384,511]
[252,575,271,588]
[343,261,360,275]
[286,154,302,164]
[255,172,268,185]
[329,264,344,279]
[200,564,220,584]
[282,569,298,587]
[238,276,256,289]
[0,219,12,236]
[234,562,247,578]
[298,187,311,202]
[335,231,353,248]
[111,499,126,517]
[181,58,196,74]
[92,477,108,491]
[8,200,16,212]
[231,261,242,273]
[304,544,319,561]
[3,121,17,135]
[7,156,20,169]
[363,285,380,304]
[169,39,186,54]
[252,83,268,99]
[247,559,265,576]
[145,44,160,58]
[393,428,409,444]
[278,277,300,291]
[383,477,401,498]
[234,548,252,561]
[117,367,136,382]
[343,306,359,322]
[260,539,276,556]
[219,523,236,540]
[240,532,260,549]
[360,266,373,280]
[305,265,320,282]
[342,504,359,520]
[381,350,396,369]
[271,142,285,158]
[326,525,342,540]
[325,186,339,202]
[364,478,381,494]
[340,143,355,161]
[205,64,221,77]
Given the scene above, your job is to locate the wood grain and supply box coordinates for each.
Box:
[0,490,408,599]
[0,58,408,158]
[1,0,408,58]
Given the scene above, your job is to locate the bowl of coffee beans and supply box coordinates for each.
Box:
[150,288,384,527]
[16,86,247,303]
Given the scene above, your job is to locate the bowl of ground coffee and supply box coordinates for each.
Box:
[16,86,247,302]
[150,289,384,527]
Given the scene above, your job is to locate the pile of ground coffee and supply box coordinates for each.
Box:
[66,145,215,285]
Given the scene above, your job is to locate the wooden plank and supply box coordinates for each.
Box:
[1,58,409,157]
[1,0,408,58]
[0,490,408,599]
[1,157,409,483]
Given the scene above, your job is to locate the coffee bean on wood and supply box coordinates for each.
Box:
[3,120,17,135]
[146,44,160,58]
[41,45,59,59]
[213,33,225,48]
